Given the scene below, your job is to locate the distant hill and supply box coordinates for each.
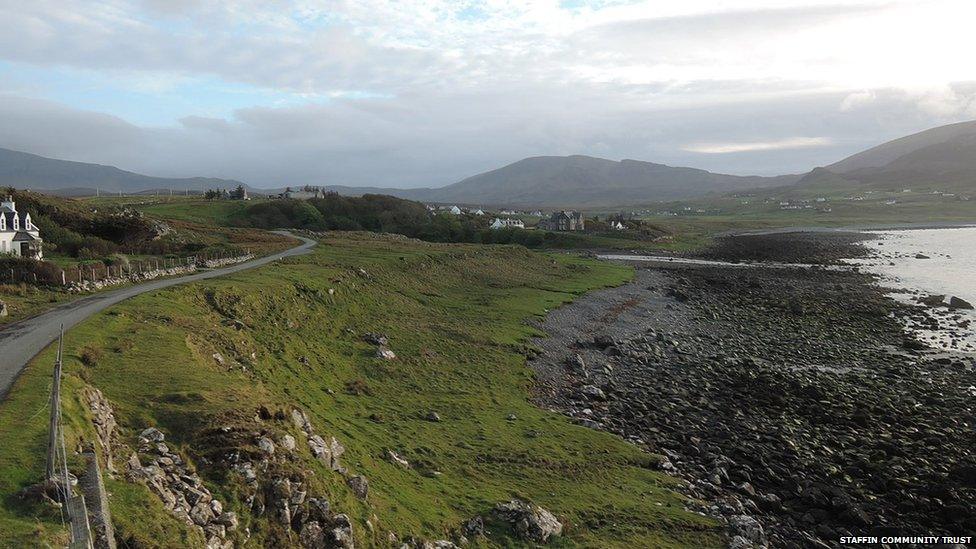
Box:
[328,155,800,208]
[0,147,247,195]
[801,121,976,193]
[827,120,976,174]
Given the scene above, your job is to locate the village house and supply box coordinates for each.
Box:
[490,217,525,229]
[280,186,325,199]
[538,210,585,231]
[0,196,43,259]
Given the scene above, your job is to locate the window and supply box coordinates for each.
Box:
[13,215,18,231]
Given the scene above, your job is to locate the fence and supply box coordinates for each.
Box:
[1,249,252,288]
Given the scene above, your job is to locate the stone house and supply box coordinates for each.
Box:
[538,210,585,231]
[0,196,43,259]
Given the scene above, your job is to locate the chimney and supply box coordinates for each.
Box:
[1,196,14,211]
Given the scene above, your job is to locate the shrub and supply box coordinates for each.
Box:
[79,345,103,367]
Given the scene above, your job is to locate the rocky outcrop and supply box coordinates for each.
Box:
[0,299,7,317]
[492,500,563,543]
[127,428,235,549]
[85,388,120,475]
[291,408,346,472]
[206,407,368,548]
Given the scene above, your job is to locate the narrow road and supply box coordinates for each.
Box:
[0,232,316,399]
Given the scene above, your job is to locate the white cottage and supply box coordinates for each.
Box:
[0,196,43,259]
[489,218,524,230]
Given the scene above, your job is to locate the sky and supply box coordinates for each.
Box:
[0,0,975,189]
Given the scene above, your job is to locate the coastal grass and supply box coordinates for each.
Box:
[0,233,721,548]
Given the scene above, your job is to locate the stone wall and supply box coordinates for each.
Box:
[66,254,254,293]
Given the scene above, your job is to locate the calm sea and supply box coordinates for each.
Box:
[854,227,976,353]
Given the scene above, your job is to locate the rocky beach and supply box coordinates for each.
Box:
[530,232,976,548]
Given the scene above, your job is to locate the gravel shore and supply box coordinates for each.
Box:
[530,232,976,548]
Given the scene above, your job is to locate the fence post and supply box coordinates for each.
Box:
[62,271,66,286]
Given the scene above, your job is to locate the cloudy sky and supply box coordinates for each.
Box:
[1,0,975,188]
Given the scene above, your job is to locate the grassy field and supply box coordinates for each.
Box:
[640,182,976,236]
[0,233,721,548]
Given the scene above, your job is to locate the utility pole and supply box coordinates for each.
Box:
[45,325,65,480]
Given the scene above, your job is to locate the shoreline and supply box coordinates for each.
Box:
[723,221,976,237]
[529,232,976,548]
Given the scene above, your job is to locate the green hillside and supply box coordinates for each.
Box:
[0,232,720,548]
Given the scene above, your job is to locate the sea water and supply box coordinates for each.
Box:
[853,227,976,353]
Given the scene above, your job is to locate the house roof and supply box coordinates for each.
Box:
[12,230,38,242]
[1,211,15,230]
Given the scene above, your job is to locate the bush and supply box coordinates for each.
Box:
[79,345,103,367]
[0,256,64,285]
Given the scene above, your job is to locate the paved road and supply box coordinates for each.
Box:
[0,233,316,399]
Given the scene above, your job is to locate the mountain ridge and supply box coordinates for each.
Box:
[0,147,247,195]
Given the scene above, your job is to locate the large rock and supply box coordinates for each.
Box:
[918,294,946,307]
[300,521,326,548]
[493,499,563,543]
[328,514,355,548]
[948,296,974,310]
[580,385,607,401]
[347,475,369,499]
[139,427,166,443]
[0,300,7,317]
[727,515,767,547]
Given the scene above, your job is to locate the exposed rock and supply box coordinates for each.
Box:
[308,435,345,471]
[527,251,976,547]
[566,354,587,377]
[127,427,231,545]
[376,347,397,360]
[328,514,355,548]
[85,388,120,473]
[347,475,369,499]
[386,450,411,469]
[579,385,606,401]
[363,332,389,346]
[948,296,974,310]
[257,436,276,455]
[493,499,563,543]
[139,427,166,444]
[300,521,326,548]
[215,511,238,531]
[279,434,297,452]
[728,515,766,547]
[463,516,485,537]
[0,300,7,317]
[425,411,442,422]
[918,294,946,307]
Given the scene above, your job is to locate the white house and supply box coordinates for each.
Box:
[449,205,462,215]
[610,221,626,230]
[490,218,525,230]
[0,196,43,259]
[473,209,485,216]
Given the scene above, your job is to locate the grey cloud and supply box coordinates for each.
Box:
[3,83,974,188]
